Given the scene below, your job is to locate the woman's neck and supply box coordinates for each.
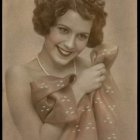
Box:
[38,45,76,77]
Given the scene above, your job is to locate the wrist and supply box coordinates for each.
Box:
[72,80,86,103]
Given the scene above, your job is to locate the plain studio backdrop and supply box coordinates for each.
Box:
[3,0,137,140]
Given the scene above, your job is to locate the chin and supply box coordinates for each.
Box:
[54,55,75,66]
[56,59,72,66]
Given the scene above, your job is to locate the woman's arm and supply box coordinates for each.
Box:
[40,123,65,140]
[5,66,65,140]
[5,66,43,140]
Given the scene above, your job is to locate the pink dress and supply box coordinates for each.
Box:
[30,45,120,140]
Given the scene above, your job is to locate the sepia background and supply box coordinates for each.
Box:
[3,0,137,140]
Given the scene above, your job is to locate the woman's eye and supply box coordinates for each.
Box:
[78,34,89,41]
[58,27,69,34]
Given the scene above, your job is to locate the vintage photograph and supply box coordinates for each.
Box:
[3,0,137,140]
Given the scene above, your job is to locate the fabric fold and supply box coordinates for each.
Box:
[30,74,78,124]
[30,44,120,140]
[90,44,119,140]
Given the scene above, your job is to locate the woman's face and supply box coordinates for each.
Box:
[45,9,93,66]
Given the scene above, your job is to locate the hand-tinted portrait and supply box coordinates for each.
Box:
[3,0,137,140]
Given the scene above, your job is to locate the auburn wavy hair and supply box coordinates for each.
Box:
[32,0,107,47]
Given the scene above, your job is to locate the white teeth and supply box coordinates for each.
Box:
[60,49,71,55]
[57,46,72,56]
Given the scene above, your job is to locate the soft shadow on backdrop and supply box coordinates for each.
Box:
[3,0,137,140]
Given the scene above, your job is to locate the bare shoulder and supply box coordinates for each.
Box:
[5,58,40,82]
[5,65,33,100]
[5,65,43,137]
[5,65,31,83]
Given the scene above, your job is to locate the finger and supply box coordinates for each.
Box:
[93,63,105,70]
[94,54,105,65]
[96,68,106,76]
[100,75,106,82]
[95,83,102,89]
[95,77,102,83]
[89,63,105,72]
[100,68,106,75]
[95,75,106,83]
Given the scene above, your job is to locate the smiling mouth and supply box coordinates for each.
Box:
[56,45,73,56]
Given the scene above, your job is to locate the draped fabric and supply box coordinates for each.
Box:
[30,45,119,140]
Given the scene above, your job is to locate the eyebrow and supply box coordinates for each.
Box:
[57,24,71,30]
[57,24,90,35]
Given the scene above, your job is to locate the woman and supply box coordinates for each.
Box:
[5,0,120,140]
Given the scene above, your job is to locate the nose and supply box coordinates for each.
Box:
[64,34,76,50]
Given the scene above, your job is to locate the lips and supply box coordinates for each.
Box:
[56,45,73,56]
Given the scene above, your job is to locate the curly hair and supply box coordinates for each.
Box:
[32,0,107,48]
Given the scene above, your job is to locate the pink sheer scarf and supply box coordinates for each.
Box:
[30,44,120,140]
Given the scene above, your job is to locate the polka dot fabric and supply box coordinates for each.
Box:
[30,45,120,140]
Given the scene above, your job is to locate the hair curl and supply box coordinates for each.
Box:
[32,0,107,48]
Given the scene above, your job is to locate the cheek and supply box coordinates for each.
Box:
[76,42,87,52]
[48,32,63,44]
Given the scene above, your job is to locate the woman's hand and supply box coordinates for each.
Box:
[72,63,106,103]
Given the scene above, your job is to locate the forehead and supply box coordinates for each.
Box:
[56,10,93,33]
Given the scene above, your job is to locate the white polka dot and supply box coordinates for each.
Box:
[106,90,110,93]
[112,133,116,136]
[67,99,70,102]
[113,105,116,108]
[72,130,76,133]
[107,117,110,120]
[61,99,65,102]
[75,125,79,128]
[77,129,80,131]
[57,84,60,87]
[92,127,95,129]
[111,90,114,94]
[46,108,50,111]
[61,84,65,87]
[60,80,63,83]
[42,106,46,108]
[64,96,67,99]
[69,107,73,110]
[70,111,74,114]
[86,127,90,129]
[41,110,44,112]
[107,137,111,140]
[86,106,90,108]
[88,109,91,112]
[65,111,69,114]
[108,105,111,108]
[109,121,113,124]
[107,86,111,89]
